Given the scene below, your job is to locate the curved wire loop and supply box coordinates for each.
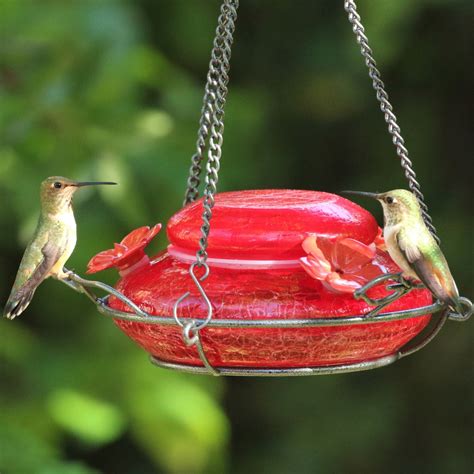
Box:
[186,326,220,376]
[173,262,213,332]
[398,309,450,359]
[448,297,473,322]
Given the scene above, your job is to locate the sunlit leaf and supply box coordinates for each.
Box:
[47,389,127,445]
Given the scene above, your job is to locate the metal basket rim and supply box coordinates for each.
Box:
[97,297,442,328]
[149,353,400,376]
[62,273,462,376]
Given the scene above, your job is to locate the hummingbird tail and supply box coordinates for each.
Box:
[3,290,36,320]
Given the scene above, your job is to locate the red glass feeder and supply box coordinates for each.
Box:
[88,190,435,375]
[57,0,470,376]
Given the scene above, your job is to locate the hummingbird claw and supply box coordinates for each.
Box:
[387,274,412,291]
[56,268,75,281]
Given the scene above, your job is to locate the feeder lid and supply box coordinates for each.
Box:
[167,189,378,261]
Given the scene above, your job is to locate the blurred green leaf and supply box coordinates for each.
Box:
[0,422,57,472]
[36,464,101,474]
[0,422,98,474]
[47,389,126,445]
[125,363,229,474]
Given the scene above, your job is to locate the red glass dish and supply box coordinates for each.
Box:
[107,190,432,368]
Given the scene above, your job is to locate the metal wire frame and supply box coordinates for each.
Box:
[61,271,472,377]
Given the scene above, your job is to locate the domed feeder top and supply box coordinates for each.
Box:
[167,189,379,263]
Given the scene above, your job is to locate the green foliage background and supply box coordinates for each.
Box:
[0,1,472,473]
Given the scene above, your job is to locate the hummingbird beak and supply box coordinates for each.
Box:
[341,190,381,200]
[72,181,117,187]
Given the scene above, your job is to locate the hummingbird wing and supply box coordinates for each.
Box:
[396,229,460,311]
[3,238,59,319]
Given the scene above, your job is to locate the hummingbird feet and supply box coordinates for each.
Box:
[387,273,421,292]
[56,267,75,281]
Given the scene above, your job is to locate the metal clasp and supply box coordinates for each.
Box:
[173,262,220,375]
[173,262,213,330]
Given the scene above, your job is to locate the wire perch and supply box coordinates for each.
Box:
[61,269,148,318]
[354,272,473,321]
[354,272,425,317]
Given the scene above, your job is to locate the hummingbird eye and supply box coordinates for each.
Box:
[386,196,394,204]
[53,182,63,189]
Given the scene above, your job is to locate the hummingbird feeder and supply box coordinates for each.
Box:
[64,0,471,376]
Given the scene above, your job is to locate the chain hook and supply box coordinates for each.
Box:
[173,262,213,331]
[173,263,220,375]
[183,320,199,346]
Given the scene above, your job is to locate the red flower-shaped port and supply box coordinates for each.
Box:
[300,235,384,294]
[87,224,161,276]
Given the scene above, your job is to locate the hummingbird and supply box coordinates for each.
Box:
[343,189,462,314]
[3,176,116,320]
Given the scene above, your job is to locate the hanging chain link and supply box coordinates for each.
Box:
[344,0,440,243]
[191,0,238,266]
[174,0,239,369]
[182,85,213,205]
[183,0,239,208]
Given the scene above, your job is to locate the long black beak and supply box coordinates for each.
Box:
[73,181,117,187]
[341,190,380,200]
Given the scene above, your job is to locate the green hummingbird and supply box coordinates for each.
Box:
[3,176,116,320]
[343,189,462,314]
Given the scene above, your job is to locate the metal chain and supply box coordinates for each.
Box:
[195,0,238,265]
[174,0,238,369]
[344,0,440,243]
[182,84,213,205]
[183,0,239,206]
